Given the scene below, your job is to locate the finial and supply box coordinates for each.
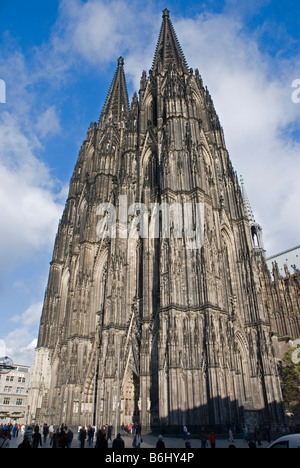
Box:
[163,8,170,18]
[118,57,124,67]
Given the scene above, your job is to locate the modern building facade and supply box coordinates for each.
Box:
[0,364,30,425]
[27,10,286,432]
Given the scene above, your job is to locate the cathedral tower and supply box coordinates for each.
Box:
[27,10,285,432]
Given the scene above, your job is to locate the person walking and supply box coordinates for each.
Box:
[12,424,18,438]
[79,426,87,449]
[0,431,10,449]
[88,425,95,446]
[107,425,112,444]
[243,426,249,444]
[112,433,125,449]
[18,437,32,449]
[95,430,108,449]
[49,424,54,441]
[200,428,207,449]
[156,435,165,450]
[24,425,33,441]
[183,426,188,440]
[208,431,216,449]
[59,428,69,449]
[50,428,60,448]
[132,433,142,448]
[32,427,43,449]
[43,423,49,444]
[67,427,73,449]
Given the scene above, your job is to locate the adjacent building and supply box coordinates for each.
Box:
[0,364,30,425]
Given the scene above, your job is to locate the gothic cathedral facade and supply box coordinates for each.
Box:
[27,10,286,431]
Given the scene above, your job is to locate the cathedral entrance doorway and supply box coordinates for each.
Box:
[122,372,140,427]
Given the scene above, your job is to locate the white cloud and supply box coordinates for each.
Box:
[0,56,64,271]
[4,329,38,367]
[0,43,64,364]
[2,302,42,366]
[0,339,6,357]
[35,106,61,140]
[175,12,300,254]
[0,118,64,267]
[10,302,43,328]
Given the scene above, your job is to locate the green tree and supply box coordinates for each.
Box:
[281,348,300,412]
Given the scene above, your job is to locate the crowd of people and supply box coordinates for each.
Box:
[0,423,74,449]
[0,421,275,449]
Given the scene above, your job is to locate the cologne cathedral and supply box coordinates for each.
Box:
[27,10,289,432]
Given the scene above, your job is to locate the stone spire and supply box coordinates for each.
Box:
[241,176,265,252]
[99,56,129,126]
[152,9,189,75]
[240,176,256,225]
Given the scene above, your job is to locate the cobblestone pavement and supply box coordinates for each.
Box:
[7,433,271,449]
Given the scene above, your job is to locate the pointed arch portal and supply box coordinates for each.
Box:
[121,372,140,426]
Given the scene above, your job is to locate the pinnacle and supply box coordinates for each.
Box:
[240,176,256,225]
[99,57,129,126]
[152,9,189,75]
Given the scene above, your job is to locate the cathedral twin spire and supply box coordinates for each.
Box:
[99,56,129,126]
[99,9,189,126]
[152,8,189,75]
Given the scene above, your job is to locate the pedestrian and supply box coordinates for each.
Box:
[50,428,60,448]
[95,430,108,449]
[59,428,68,449]
[88,425,95,446]
[0,431,10,449]
[243,426,249,444]
[132,433,142,448]
[32,427,43,449]
[208,431,216,449]
[183,425,188,440]
[112,433,125,449]
[79,426,87,449]
[156,435,165,450]
[18,437,32,449]
[107,425,112,443]
[228,428,234,444]
[200,427,207,449]
[13,424,18,438]
[49,424,54,440]
[67,427,74,449]
[248,441,257,449]
[24,425,33,441]
[43,423,49,444]
[265,426,271,444]
[254,426,262,446]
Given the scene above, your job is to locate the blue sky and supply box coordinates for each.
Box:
[0,0,299,366]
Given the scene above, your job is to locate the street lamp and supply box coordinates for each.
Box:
[0,356,15,375]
